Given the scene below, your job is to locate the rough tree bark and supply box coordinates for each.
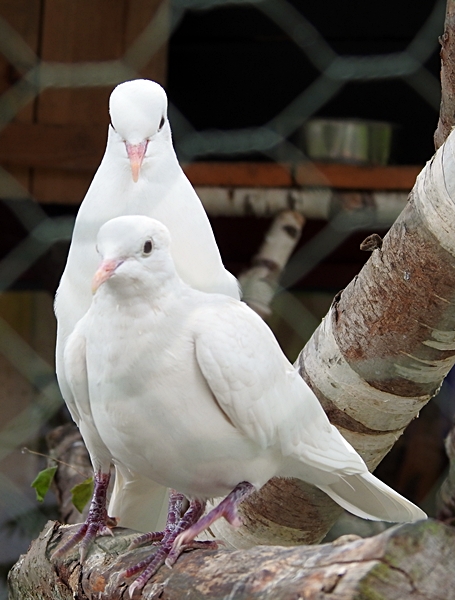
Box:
[239,210,305,317]
[8,519,455,600]
[432,0,455,521]
[434,0,455,149]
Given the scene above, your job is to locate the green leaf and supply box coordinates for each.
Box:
[31,466,58,502]
[71,477,94,513]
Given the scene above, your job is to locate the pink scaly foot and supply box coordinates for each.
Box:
[51,471,117,562]
[126,498,217,597]
[128,489,187,550]
[172,481,255,554]
[125,482,255,597]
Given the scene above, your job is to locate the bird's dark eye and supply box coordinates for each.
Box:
[143,240,153,255]
[158,116,165,131]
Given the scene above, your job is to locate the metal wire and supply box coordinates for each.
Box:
[0,1,445,595]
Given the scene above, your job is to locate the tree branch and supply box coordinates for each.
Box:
[433,0,455,524]
[8,519,454,600]
[209,125,455,547]
[239,210,305,317]
[434,0,455,149]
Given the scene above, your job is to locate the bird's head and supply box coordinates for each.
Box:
[109,79,169,183]
[92,215,176,295]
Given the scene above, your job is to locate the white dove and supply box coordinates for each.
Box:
[54,79,240,552]
[59,215,426,594]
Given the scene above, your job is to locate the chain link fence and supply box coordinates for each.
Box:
[0,1,447,596]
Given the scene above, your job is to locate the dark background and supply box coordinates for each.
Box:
[21,0,442,297]
[2,0,445,296]
[168,0,442,164]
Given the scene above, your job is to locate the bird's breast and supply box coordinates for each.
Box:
[85,312,280,497]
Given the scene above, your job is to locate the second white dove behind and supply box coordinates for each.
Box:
[55,79,239,533]
[56,79,239,346]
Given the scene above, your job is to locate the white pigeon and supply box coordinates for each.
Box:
[54,79,240,542]
[62,215,426,593]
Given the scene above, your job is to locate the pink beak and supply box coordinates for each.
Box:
[125,140,148,183]
[92,259,123,293]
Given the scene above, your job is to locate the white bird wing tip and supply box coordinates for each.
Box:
[318,472,427,523]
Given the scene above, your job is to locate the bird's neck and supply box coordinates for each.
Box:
[98,272,187,313]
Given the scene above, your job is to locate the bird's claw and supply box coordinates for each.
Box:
[124,497,206,595]
[165,539,218,568]
[127,489,189,552]
[124,484,254,595]
[79,520,116,562]
[128,530,165,550]
[172,481,252,552]
[51,515,117,562]
[125,535,218,597]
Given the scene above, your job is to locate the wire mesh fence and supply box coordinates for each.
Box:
[0,0,447,596]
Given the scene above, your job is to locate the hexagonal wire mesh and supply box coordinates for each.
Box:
[0,0,448,596]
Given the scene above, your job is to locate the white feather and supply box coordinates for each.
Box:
[55,79,239,532]
[65,215,426,525]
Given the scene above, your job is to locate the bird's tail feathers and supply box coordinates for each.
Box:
[317,471,427,523]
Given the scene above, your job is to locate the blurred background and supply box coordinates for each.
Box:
[0,0,452,597]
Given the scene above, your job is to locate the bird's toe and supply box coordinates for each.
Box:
[128,530,165,550]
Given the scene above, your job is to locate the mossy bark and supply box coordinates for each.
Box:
[8,520,454,600]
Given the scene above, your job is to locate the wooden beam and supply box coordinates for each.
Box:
[0,123,422,197]
[0,123,105,170]
[0,0,41,191]
[295,162,422,191]
[183,161,293,187]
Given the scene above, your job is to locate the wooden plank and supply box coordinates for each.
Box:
[0,1,41,190]
[0,0,41,120]
[32,0,169,204]
[183,162,293,187]
[0,124,422,197]
[0,123,105,170]
[36,0,127,126]
[33,0,169,125]
[32,170,94,204]
[32,0,126,202]
[296,162,421,190]
[123,0,169,84]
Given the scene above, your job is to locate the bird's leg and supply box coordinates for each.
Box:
[125,482,255,596]
[171,481,255,554]
[128,489,187,549]
[51,470,116,562]
[125,497,209,597]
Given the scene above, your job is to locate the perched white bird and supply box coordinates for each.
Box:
[54,79,240,545]
[61,215,426,593]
